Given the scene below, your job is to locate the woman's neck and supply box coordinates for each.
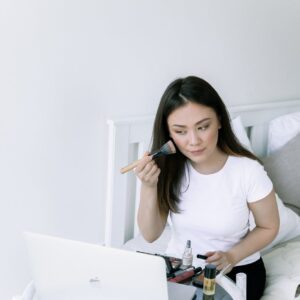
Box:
[191,149,228,175]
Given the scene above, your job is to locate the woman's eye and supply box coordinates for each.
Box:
[198,124,209,131]
[175,130,186,135]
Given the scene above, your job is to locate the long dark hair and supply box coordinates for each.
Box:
[151,76,259,216]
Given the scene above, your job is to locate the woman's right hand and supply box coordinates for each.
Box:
[135,152,161,187]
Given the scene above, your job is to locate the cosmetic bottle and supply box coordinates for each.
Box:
[203,264,216,296]
[236,272,247,300]
[181,240,193,269]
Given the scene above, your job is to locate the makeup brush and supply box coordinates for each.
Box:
[120,140,176,174]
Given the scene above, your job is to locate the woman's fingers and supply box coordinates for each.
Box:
[134,154,160,186]
[141,151,151,158]
[144,165,160,183]
[135,155,152,173]
[205,251,233,271]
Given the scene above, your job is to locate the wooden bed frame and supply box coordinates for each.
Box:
[105,99,300,248]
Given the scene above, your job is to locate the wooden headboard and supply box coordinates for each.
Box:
[105,99,300,248]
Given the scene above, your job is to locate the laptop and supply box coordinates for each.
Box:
[24,232,197,300]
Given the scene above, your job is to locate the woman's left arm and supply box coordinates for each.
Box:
[206,189,279,271]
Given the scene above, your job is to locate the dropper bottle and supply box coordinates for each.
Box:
[181,240,193,269]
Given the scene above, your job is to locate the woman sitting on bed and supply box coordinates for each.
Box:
[135,76,279,300]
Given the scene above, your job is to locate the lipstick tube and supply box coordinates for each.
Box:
[168,266,202,283]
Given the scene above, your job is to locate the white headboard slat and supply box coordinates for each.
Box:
[105,99,300,248]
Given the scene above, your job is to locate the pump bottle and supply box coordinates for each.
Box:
[181,240,193,269]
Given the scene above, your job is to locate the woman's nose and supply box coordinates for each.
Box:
[189,130,201,145]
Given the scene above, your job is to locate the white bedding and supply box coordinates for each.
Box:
[261,237,300,300]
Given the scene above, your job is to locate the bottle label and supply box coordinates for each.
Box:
[203,278,216,295]
[182,255,193,267]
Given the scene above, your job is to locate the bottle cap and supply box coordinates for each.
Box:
[186,240,191,248]
[204,264,216,279]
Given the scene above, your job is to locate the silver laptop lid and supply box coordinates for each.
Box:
[25,232,169,300]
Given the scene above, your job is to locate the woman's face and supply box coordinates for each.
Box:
[167,101,221,167]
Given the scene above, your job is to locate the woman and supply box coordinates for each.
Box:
[135,76,279,299]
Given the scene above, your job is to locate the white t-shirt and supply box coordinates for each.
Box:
[165,155,273,266]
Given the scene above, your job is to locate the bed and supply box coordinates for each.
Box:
[16,99,300,300]
[105,99,300,300]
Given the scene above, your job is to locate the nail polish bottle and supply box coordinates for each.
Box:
[203,264,216,296]
[181,240,193,269]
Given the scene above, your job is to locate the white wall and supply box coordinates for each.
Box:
[0,0,300,298]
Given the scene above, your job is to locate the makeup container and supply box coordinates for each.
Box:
[203,264,217,296]
[192,270,204,288]
[168,266,202,283]
[181,240,193,269]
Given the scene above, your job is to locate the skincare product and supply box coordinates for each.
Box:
[181,240,193,268]
[203,264,216,296]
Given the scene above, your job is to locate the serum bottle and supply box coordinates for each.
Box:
[181,240,193,269]
[203,264,216,296]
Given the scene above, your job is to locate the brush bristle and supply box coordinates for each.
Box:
[160,140,176,155]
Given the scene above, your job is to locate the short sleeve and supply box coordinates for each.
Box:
[246,160,273,203]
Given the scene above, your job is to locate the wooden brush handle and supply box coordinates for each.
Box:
[120,158,142,174]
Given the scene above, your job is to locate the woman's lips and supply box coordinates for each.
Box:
[190,148,205,155]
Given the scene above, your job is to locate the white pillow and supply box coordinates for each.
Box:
[231,116,253,152]
[261,239,300,300]
[249,194,300,252]
[267,111,300,154]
